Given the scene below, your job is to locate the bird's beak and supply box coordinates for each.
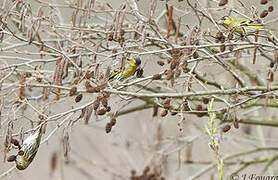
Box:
[218,19,225,25]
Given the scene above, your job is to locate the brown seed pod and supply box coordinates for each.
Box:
[167,58,172,64]
[152,74,162,80]
[182,67,190,74]
[157,61,165,66]
[220,44,226,52]
[268,6,273,12]
[196,105,202,111]
[119,37,124,46]
[85,81,93,88]
[175,68,181,78]
[97,108,106,115]
[152,104,158,117]
[108,33,113,41]
[270,61,275,68]
[202,98,209,104]
[102,93,110,98]
[233,118,239,129]
[74,79,79,85]
[93,99,100,110]
[36,77,42,82]
[105,123,112,133]
[170,60,178,70]
[260,0,268,4]
[196,112,204,117]
[166,70,174,80]
[163,104,170,109]
[193,51,199,59]
[268,70,274,82]
[215,32,226,43]
[275,50,278,63]
[101,97,108,108]
[25,72,32,78]
[7,155,16,162]
[112,48,117,56]
[218,0,228,6]
[75,94,83,103]
[216,32,224,41]
[105,106,111,112]
[69,87,77,96]
[110,118,117,126]
[0,29,3,43]
[160,109,168,117]
[120,29,125,37]
[222,124,231,132]
[221,108,227,114]
[183,101,190,111]
[228,33,233,40]
[38,114,45,121]
[172,49,180,56]
[86,87,97,94]
[50,152,57,175]
[180,41,186,46]
[83,106,93,125]
[194,40,200,46]
[255,18,262,24]
[95,83,107,92]
[229,45,234,51]
[260,10,268,18]
[182,59,188,67]
[163,99,171,109]
[196,105,204,117]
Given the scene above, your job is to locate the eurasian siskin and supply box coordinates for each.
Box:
[109,56,141,80]
[15,125,43,170]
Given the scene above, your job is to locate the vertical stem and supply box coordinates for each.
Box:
[167,5,173,39]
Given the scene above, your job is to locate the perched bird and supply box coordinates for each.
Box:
[220,16,267,35]
[109,56,141,80]
[15,125,43,170]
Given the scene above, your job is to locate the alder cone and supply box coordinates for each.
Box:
[233,119,239,129]
[218,0,228,6]
[260,0,268,5]
[69,87,77,96]
[222,124,231,132]
[75,94,83,103]
[110,118,116,126]
[157,61,165,66]
[166,70,174,80]
[97,108,106,115]
[105,123,112,133]
[220,44,226,52]
[260,10,268,18]
[152,74,162,80]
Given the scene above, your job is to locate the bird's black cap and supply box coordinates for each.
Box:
[134,57,141,66]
